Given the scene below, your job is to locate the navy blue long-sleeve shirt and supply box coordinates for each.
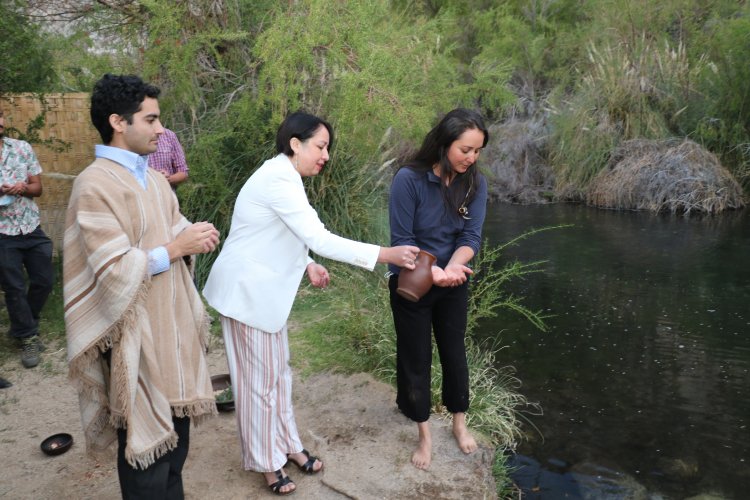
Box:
[388,166,487,275]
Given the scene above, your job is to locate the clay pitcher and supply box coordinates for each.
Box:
[396,250,436,302]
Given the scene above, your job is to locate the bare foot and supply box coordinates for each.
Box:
[412,440,432,470]
[412,421,432,470]
[264,469,296,494]
[453,413,478,454]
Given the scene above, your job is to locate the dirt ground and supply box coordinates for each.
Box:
[0,334,498,499]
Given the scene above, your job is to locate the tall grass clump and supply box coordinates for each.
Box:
[549,36,707,200]
[688,11,750,191]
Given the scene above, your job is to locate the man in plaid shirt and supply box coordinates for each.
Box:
[148,128,189,189]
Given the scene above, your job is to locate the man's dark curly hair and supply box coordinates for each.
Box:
[90,74,161,144]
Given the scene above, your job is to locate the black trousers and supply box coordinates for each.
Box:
[388,275,470,422]
[117,416,190,500]
[0,226,54,340]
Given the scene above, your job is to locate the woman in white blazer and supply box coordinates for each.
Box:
[203,112,419,495]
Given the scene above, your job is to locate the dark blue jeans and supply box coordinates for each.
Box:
[0,226,54,340]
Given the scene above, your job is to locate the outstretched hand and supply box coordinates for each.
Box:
[432,263,473,287]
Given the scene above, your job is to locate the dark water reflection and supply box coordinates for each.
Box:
[476,203,750,499]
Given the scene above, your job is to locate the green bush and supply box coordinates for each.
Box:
[0,1,56,92]
[689,12,750,189]
[171,0,505,284]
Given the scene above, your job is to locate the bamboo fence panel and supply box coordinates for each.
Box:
[1,93,99,254]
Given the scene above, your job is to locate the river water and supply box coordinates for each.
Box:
[476,203,750,499]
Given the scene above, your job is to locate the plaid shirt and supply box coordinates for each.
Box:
[148,128,188,176]
[0,137,42,235]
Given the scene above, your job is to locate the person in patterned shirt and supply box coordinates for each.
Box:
[148,128,189,189]
[0,106,54,369]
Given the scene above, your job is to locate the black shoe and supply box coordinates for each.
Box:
[0,377,11,389]
[21,336,41,368]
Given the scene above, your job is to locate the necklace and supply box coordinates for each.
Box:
[433,164,473,219]
[457,175,473,220]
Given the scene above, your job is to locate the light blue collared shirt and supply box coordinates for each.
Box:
[95,145,170,275]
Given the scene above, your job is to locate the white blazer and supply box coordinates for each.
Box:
[202,154,380,332]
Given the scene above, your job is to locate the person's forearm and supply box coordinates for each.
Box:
[25,181,42,197]
[165,239,188,261]
[168,172,188,186]
[447,246,475,267]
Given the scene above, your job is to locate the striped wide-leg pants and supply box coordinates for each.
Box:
[220,315,303,472]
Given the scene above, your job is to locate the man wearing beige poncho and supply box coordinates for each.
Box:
[63,74,220,500]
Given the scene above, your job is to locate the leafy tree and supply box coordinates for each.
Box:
[155,0,515,282]
[0,1,57,92]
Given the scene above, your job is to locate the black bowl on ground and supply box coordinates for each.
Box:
[211,373,234,412]
[41,433,73,456]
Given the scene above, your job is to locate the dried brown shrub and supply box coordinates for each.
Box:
[484,117,554,204]
[587,138,745,213]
